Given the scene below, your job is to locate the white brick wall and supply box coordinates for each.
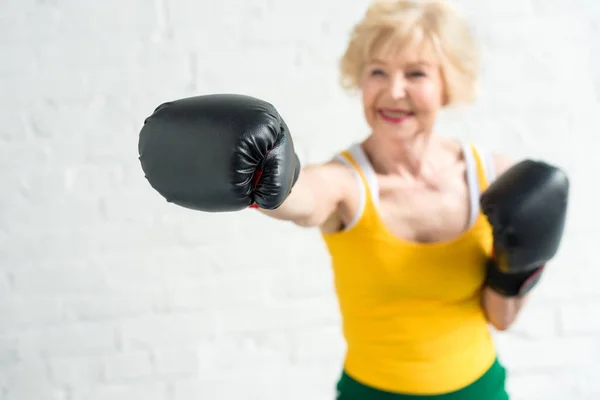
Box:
[1,0,599,399]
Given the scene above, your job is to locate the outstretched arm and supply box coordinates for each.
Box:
[256,160,355,228]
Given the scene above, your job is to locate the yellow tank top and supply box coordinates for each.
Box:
[321,142,497,395]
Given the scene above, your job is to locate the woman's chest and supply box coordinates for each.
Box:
[376,182,473,243]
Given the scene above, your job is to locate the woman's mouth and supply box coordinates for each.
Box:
[378,109,414,124]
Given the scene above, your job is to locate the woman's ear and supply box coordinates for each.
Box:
[439,71,451,107]
[441,90,449,107]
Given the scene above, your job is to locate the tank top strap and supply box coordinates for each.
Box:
[469,143,496,192]
[333,144,379,231]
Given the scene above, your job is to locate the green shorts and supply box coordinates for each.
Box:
[336,357,509,400]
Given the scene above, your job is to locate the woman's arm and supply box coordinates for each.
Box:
[482,286,530,331]
[481,153,530,331]
[257,160,355,228]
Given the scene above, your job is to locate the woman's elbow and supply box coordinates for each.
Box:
[486,308,524,331]
[488,315,515,331]
[482,288,523,331]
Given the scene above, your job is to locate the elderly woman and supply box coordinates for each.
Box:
[138,0,569,399]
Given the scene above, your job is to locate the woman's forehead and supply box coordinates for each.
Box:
[369,39,439,66]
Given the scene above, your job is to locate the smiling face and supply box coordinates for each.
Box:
[360,39,446,141]
[339,1,481,141]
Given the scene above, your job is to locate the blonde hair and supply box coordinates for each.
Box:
[339,0,480,106]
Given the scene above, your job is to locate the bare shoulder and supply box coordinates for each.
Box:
[313,157,361,234]
[491,152,515,176]
[304,156,357,207]
[303,157,356,190]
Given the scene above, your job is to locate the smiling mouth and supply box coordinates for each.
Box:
[378,109,414,123]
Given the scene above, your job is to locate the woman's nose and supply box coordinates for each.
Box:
[389,75,407,99]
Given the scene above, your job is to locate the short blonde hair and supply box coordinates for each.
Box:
[339,0,480,106]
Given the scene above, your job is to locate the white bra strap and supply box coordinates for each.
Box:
[333,152,365,231]
[347,143,380,208]
[461,142,481,227]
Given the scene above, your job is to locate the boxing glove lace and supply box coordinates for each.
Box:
[480,159,569,297]
[138,94,301,212]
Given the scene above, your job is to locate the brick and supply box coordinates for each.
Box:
[530,0,600,14]
[48,356,104,387]
[0,359,68,400]
[118,312,218,351]
[571,368,600,398]
[3,194,105,239]
[5,386,67,400]
[95,248,217,294]
[71,382,169,400]
[9,266,108,295]
[151,346,199,377]
[507,370,580,400]
[494,335,600,372]
[558,300,600,335]
[268,261,336,300]
[0,335,20,365]
[163,271,272,311]
[62,292,155,322]
[0,358,48,389]
[196,332,291,378]
[274,363,342,400]
[101,351,153,383]
[288,325,346,364]
[217,296,341,335]
[534,261,600,302]
[478,47,595,110]
[0,271,12,293]
[0,294,65,332]
[168,379,204,400]
[477,13,593,52]
[16,322,118,358]
[0,142,52,178]
[172,374,279,400]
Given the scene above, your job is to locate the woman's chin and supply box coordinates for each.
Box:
[374,122,421,142]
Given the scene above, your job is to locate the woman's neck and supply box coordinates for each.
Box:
[363,133,433,175]
[361,133,461,185]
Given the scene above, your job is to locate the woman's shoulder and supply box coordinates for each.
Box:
[490,152,514,175]
[465,141,514,180]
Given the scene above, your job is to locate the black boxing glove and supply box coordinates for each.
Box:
[480,160,569,297]
[138,94,301,212]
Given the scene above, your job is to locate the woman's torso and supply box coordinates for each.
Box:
[320,139,498,395]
